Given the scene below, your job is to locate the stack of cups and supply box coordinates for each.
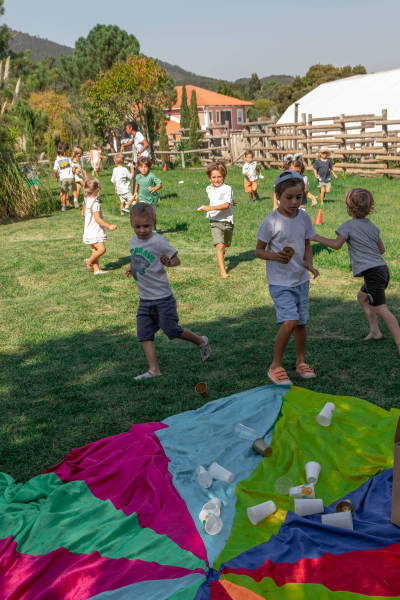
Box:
[199,497,223,535]
[203,497,221,516]
[247,500,277,525]
[208,462,234,484]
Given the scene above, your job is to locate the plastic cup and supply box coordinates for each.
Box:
[195,382,210,399]
[275,476,293,495]
[247,500,276,525]
[316,402,335,426]
[322,510,353,530]
[336,499,354,515]
[305,461,321,484]
[208,462,234,484]
[252,438,273,457]
[197,205,205,212]
[283,246,295,259]
[294,498,324,516]
[289,483,315,499]
[196,466,212,489]
[199,509,223,535]
[234,423,257,440]
[203,497,221,516]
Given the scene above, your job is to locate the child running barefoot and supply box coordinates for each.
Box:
[89,144,106,178]
[256,170,319,385]
[198,161,234,279]
[125,202,211,380]
[242,150,262,201]
[313,147,337,204]
[311,188,400,353]
[111,153,136,215]
[82,178,117,274]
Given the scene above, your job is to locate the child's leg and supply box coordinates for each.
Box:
[357,290,382,339]
[178,328,203,346]
[89,242,106,272]
[141,340,161,374]
[270,320,297,369]
[293,324,307,365]
[216,243,228,278]
[320,185,325,203]
[120,200,125,214]
[374,304,400,351]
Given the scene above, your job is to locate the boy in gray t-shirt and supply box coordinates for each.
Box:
[312,188,400,353]
[125,202,211,380]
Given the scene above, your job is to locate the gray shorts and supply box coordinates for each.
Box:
[317,181,331,189]
[118,191,134,203]
[210,220,234,246]
[137,294,184,342]
[269,280,310,325]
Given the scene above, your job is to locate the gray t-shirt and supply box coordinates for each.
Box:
[313,158,333,183]
[336,218,386,276]
[257,209,316,287]
[130,232,178,300]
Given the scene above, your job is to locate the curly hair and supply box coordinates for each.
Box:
[344,188,374,219]
[84,177,100,197]
[205,161,227,180]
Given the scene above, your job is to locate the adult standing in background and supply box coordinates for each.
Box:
[120,121,151,166]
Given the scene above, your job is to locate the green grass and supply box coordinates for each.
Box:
[1,165,400,483]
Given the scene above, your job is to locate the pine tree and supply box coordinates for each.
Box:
[180,82,190,132]
[249,73,261,99]
[159,116,169,161]
[189,89,201,151]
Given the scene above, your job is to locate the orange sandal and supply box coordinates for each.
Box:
[296,363,316,379]
[268,367,292,386]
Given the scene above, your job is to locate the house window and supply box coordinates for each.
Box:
[237,108,244,124]
[209,111,213,124]
[216,110,220,124]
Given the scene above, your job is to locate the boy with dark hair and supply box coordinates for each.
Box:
[53,142,78,211]
[133,157,162,207]
[125,202,211,380]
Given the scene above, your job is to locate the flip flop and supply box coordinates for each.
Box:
[267,367,292,385]
[296,363,316,379]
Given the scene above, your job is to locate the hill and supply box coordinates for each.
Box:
[9,30,74,61]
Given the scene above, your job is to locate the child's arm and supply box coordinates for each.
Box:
[82,201,86,217]
[160,253,180,267]
[313,169,319,180]
[311,233,346,250]
[53,169,59,180]
[304,239,320,279]
[378,237,385,255]
[149,183,162,193]
[330,167,338,180]
[125,265,132,278]
[255,240,291,264]
[93,210,117,230]
[133,181,138,199]
[199,203,230,212]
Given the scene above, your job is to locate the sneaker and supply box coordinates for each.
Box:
[135,370,162,380]
[61,204,66,212]
[93,269,109,275]
[199,336,211,362]
[254,192,260,200]
[74,199,79,209]
[122,206,131,213]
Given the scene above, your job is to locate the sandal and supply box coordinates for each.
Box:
[268,367,292,385]
[296,363,316,379]
[94,269,109,275]
[84,259,94,271]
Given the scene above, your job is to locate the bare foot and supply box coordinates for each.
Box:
[364,332,383,340]
[220,272,230,279]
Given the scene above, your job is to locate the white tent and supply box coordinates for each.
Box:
[278,68,400,132]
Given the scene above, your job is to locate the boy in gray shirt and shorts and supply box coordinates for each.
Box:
[125,203,211,380]
[312,187,400,353]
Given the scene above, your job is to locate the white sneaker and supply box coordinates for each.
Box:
[135,370,162,380]
[199,336,211,361]
[122,206,131,213]
[74,199,79,209]
[61,204,66,212]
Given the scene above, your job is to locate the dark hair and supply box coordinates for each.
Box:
[130,201,156,226]
[84,177,100,197]
[126,121,139,132]
[138,156,153,169]
[345,188,374,218]
[57,141,69,155]
[283,159,305,175]
[205,161,227,180]
[245,150,254,157]
[275,177,305,199]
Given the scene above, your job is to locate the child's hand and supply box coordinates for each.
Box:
[109,224,117,231]
[160,254,171,267]
[125,265,132,278]
[197,205,209,212]
[149,186,155,193]
[232,200,237,207]
[334,173,338,179]
[273,251,291,264]
[304,264,320,279]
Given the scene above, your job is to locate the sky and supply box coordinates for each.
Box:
[5,0,400,81]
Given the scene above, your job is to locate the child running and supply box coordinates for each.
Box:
[89,144,106,178]
[242,150,262,201]
[111,153,136,215]
[53,142,78,211]
[71,145,85,204]
[133,157,162,207]
[284,153,318,209]
[198,161,234,279]
[311,188,400,352]
[125,202,211,380]
[256,170,319,385]
[313,147,337,204]
[82,178,117,274]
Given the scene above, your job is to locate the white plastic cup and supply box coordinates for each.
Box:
[294,499,324,517]
[234,423,257,440]
[202,497,221,517]
[247,500,276,525]
[199,509,223,535]
[196,466,213,489]
[275,476,293,495]
[208,462,234,484]
[322,510,353,530]
[316,402,335,426]
[197,205,205,212]
[305,461,321,484]
[289,483,315,499]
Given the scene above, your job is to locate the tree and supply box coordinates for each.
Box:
[28,90,70,136]
[249,73,261,99]
[159,116,169,158]
[82,54,176,139]
[189,89,201,151]
[60,24,140,91]
[0,0,10,58]
[180,81,190,131]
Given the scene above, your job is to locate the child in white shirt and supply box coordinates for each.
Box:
[111,153,136,215]
[198,161,234,279]
[53,141,77,212]
[242,150,262,201]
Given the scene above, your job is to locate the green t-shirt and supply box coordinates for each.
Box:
[135,171,162,205]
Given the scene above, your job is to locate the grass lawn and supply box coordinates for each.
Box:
[1,164,400,483]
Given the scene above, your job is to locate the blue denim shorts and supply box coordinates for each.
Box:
[269,280,310,325]
[137,294,184,342]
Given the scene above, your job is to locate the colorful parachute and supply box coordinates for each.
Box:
[1,385,399,599]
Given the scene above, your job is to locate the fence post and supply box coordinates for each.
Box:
[225,120,233,165]
[307,114,313,157]
[181,152,185,169]
[382,109,388,173]
[301,113,309,166]
[339,114,346,174]
[294,103,299,151]
[270,115,278,166]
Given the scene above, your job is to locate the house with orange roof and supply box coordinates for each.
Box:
[166,85,253,138]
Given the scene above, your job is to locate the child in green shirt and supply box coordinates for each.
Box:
[133,157,162,206]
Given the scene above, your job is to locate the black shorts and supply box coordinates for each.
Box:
[360,265,390,307]
[136,294,184,341]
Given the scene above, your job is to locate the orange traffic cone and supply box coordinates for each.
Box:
[163,163,167,172]
[314,209,322,226]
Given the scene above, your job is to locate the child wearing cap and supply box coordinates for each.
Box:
[256,170,319,385]
[313,147,337,204]
[311,188,400,353]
